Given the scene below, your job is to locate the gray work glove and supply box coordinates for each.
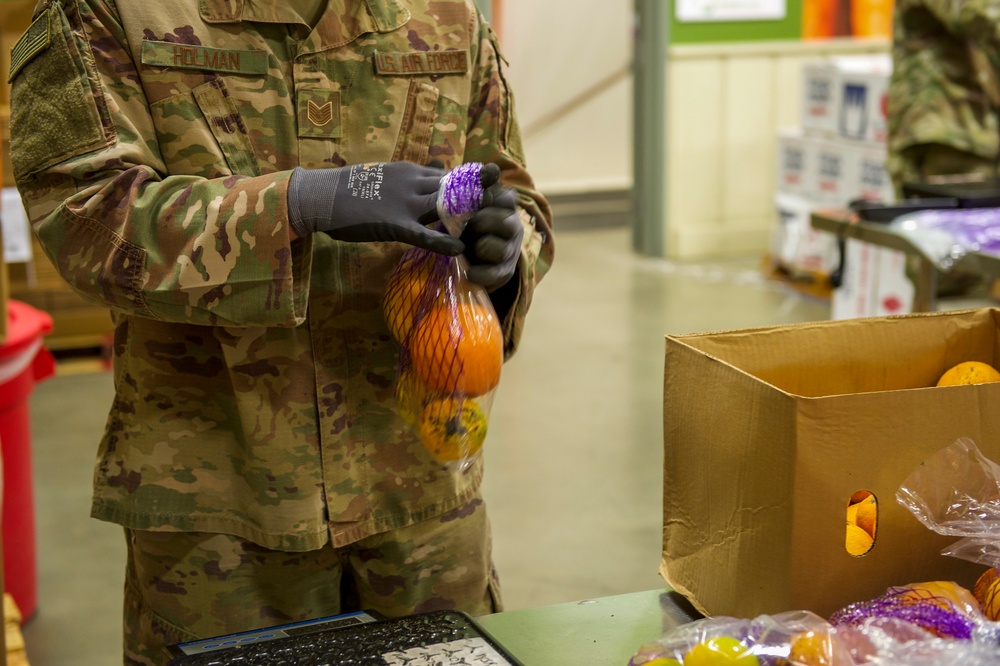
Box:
[288,162,463,256]
[461,165,524,292]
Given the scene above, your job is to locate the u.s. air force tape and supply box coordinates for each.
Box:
[373,50,468,76]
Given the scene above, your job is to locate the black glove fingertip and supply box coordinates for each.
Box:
[432,235,465,257]
[479,163,501,189]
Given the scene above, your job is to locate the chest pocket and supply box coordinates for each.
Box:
[390,72,470,168]
[150,77,261,178]
[305,46,472,168]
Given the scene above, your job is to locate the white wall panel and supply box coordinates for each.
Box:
[497,1,889,259]
[666,58,724,240]
[721,55,775,223]
[499,1,633,195]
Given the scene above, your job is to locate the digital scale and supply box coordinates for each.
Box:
[165,609,524,666]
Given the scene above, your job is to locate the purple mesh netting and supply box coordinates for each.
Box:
[828,588,976,640]
[437,162,484,221]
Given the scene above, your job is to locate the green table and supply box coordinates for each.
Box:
[477,589,702,665]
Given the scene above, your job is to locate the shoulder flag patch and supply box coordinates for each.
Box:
[8,12,51,83]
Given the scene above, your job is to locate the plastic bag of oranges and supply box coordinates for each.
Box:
[628,604,1000,665]
[383,162,504,471]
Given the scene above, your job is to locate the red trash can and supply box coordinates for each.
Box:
[0,300,55,622]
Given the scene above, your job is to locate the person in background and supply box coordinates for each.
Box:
[8,1,554,664]
[887,1,1000,296]
[887,0,1000,190]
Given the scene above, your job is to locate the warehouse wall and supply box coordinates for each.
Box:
[498,3,634,195]
[498,3,889,259]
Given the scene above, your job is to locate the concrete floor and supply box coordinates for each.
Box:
[15,225,987,664]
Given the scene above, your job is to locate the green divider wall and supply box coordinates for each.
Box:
[670,0,803,44]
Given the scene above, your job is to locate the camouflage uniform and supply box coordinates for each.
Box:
[888,0,1000,188]
[9,0,553,660]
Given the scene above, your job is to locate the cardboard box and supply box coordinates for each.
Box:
[814,138,856,206]
[853,145,894,204]
[662,308,1000,619]
[801,61,841,138]
[775,128,815,199]
[801,55,890,142]
[772,192,839,277]
[833,239,914,320]
[837,67,890,146]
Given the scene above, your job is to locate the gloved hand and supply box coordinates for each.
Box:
[288,162,463,256]
[460,164,523,292]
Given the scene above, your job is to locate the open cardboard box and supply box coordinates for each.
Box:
[662,308,1000,619]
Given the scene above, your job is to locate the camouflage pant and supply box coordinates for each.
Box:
[122,496,501,665]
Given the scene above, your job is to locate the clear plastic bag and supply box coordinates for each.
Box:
[896,437,1000,569]
[382,163,503,471]
[628,611,846,665]
[629,603,1000,665]
[889,209,1000,271]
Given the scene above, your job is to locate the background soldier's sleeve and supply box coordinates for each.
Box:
[887,0,1000,187]
[463,5,554,359]
[8,0,311,328]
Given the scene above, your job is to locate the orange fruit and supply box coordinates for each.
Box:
[683,636,758,665]
[409,303,502,397]
[845,523,873,556]
[418,397,488,463]
[974,568,1000,620]
[780,630,851,666]
[846,502,860,527]
[936,361,1000,387]
[383,256,437,343]
[854,495,877,540]
[897,581,980,616]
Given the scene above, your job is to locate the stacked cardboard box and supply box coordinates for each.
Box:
[1,2,114,351]
[770,54,913,318]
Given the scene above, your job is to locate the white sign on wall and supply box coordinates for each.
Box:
[676,0,786,22]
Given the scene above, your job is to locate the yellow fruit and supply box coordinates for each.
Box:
[644,660,683,666]
[845,523,873,556]
[683,636,759,666]
[418,397,488,463]
[974,568,1000,620]
[395,369,432,428]
[936,361,1000,387]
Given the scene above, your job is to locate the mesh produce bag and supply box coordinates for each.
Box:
[383,163,503,471]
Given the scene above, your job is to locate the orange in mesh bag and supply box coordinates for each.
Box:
[382,163,504,469]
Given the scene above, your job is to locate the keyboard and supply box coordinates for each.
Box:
[166,609,522,665]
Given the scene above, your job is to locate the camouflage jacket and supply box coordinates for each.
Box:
[9,0,553,551]
[888,0,1000,183]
